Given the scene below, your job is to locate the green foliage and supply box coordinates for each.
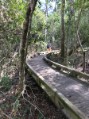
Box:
[12,99,20,114]
[0,0,89,57]
[80,10,89,45]
[0,0,28,59]
[0,76,12,91]
[35,41,47,52]
[38,113,44,119]
[47,11,61,42]
[31,7,46,42]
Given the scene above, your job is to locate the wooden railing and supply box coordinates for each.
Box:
[26,59,88,119]
[43,56,89,80]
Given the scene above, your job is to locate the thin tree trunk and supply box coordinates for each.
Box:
[45,0,48,42]
[18,0,38,94]
[68,40,86,56]
[25,14,32,58]
[60,0,65,62]
[68,1,84,56]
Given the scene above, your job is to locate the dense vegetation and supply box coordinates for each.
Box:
[0,0,89,118]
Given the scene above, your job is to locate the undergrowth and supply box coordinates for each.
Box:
[0,76,12,91]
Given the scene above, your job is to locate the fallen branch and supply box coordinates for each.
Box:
[0,108,12,119]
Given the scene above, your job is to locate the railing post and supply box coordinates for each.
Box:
[83,51,85,72]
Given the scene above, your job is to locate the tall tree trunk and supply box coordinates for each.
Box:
[68,0,85,56]
[60,0,65,62]
[45,0,48,42]
[18,0,38,95]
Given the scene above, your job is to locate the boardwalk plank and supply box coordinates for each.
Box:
[26,55,89,119]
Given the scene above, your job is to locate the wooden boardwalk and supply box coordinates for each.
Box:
[26,55,89,119]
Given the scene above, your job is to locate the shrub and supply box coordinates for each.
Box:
[0,76,12,91]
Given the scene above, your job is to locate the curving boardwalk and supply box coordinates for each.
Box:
[26,55,89,119]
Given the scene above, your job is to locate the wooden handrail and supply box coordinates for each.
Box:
[43,56,89,79]
[26,60,88,119]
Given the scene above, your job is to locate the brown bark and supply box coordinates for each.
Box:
[60,0,65,62]
[18,0,38,94]
[45,0,48,42]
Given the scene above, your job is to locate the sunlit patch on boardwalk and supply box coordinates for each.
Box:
[26,55,89,119]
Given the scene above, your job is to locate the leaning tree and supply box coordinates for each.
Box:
[19,0,38,95]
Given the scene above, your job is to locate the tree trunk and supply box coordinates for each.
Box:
[60,0,65,62]
[68,40,86,56]
[68,1,85,56]
[45,0,48,42]
[18,0,38,95]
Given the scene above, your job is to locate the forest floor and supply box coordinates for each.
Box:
[0,70,68,119]
[1,50,89,119]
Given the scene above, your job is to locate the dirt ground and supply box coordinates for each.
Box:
[0,71,68,119]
